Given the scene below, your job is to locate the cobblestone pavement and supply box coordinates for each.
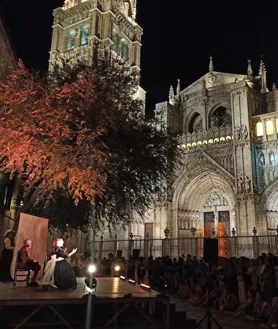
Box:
[172,298,262,329]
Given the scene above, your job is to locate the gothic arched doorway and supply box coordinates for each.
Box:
[177,169,236,257]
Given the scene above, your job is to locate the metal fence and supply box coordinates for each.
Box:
[93,229,278,260]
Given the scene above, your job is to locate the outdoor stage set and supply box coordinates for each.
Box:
[0,277,174,329]
[0,213,196,329]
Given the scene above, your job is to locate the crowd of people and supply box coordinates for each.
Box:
[90,253,278,329]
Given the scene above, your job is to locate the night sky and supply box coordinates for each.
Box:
[1,0,278,111]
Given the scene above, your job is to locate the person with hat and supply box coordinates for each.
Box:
[0,229,15,281]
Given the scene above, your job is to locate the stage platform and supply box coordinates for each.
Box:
[0,277,171,329]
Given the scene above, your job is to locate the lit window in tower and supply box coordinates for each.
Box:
[266,120,274,135]
[121,41,129,60]
[67,30,76,50]
[256,122,264,137]
[80,24,90,45]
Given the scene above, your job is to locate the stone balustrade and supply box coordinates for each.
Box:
[177,125,233,149]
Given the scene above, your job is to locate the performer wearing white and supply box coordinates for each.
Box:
[40,238,77,289]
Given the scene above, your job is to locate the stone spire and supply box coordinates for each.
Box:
[247,59,253,79]
[209,56,214,72]
[169,86,176,105]
[259,59,269,93]
[176,79,181,97]
[272,83,277,91]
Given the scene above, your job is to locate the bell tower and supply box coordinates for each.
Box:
[49,0,143,70]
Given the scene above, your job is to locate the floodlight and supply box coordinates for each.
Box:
[88,264,96,274]
[115,265,120,272]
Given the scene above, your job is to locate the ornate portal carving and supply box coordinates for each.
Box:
[203,192,228,208]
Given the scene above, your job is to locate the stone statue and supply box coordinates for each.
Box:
[234,125,248,140]
[259,153,265,166]
[234,126,241,140]
[244,176,251,192]
[269,152,275,165]
[241,125,248,139]
[237,177,243,193]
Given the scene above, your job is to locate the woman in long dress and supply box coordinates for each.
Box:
[0,230,15,281]
[41,238,77,290]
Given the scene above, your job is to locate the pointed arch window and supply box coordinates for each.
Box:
[189,113,202,133]
[80,24,90,45]
[67,30,76,50]
[121,40,129,60]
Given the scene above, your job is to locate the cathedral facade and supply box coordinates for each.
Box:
[151,57,278,251]
[46,0,278,256]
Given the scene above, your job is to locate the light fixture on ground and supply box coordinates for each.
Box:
[88,264,96,274]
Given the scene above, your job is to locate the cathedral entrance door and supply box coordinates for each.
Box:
[218,211,231,258]
[204,212,215,237]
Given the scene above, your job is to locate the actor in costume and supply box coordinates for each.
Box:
[0,230,15,281]
[18,239,41,287]
[42,238,77,290]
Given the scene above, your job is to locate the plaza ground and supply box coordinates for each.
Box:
[174,297,262,329]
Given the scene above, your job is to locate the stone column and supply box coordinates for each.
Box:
[99,236,103,261]
[113,234,118,258]
[144,232,150,259]
[162,228,171,257]
[190,227,198,257]
[214,207,219,237]
[275,226,278,256]
[231,228,238,258]
[252,227,260,259]
[232,85,258,235]
[128,233,134,257]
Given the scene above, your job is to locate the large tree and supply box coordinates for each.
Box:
[0,53,178,232]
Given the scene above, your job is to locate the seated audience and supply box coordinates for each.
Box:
[217,285,239,312]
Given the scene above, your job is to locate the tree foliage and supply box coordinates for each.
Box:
[0,53,179,232]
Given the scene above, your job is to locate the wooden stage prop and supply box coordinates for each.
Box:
[10,213,49,279]
[0,277,170,329]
